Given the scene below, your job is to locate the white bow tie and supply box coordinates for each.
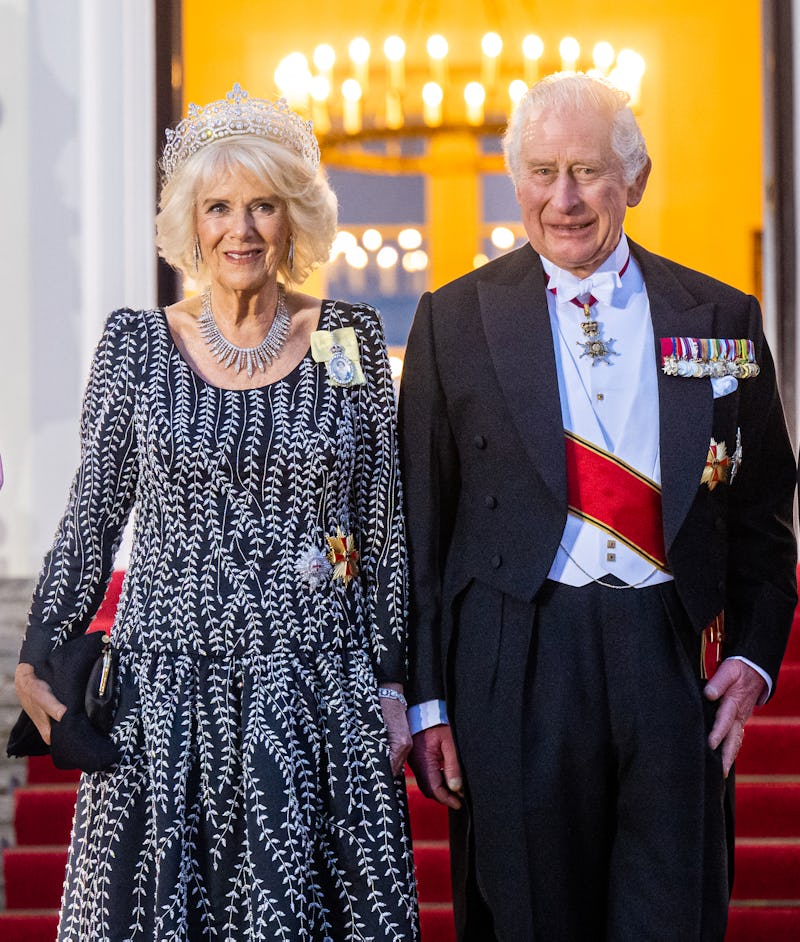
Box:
[551,268,622,306]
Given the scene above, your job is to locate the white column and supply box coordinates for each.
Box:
[0,0,155,576]
[0,0,33,578]
[761,0,800,444]
[79,0,156,369]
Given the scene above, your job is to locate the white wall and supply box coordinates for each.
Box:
[0,0,155,577]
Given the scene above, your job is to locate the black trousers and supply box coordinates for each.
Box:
[449,578,732,942]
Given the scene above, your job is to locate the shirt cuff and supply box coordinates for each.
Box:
[727,655,772,705]
[407,699,449,735]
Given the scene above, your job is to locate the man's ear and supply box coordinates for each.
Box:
[627,157,652,208]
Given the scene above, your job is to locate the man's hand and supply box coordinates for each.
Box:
[14,662,66,746]
[704,658,767,777]
[408,724,463,810]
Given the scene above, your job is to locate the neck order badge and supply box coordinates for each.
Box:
[548,254,630,366]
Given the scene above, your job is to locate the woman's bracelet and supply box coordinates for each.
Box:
[378,686,408,708]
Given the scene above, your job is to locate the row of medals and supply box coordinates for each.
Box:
[579,305,760,379]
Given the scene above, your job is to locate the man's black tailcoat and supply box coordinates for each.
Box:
[398,240,797,939]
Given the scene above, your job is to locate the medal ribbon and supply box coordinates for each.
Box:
[660,336,757,363]
[564,430,669,571]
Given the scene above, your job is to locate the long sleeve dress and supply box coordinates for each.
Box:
[21,299,419,941]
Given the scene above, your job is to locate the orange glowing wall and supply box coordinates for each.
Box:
[182,0,763,296]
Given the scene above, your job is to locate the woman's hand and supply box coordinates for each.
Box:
[14,663,67,746]
[378,683,413,777]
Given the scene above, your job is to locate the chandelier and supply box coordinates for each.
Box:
[273,32,645,171]
[270,26,646,298]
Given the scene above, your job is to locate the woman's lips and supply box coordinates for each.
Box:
[225,249,261,260]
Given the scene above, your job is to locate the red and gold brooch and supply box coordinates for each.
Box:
[701,438,731,491]
[326,528,359,585]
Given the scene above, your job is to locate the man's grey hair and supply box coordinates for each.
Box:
[503,71,649,186]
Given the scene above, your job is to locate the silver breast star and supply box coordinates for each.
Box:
[578,336,619,366]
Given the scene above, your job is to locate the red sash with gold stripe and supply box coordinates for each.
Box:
[564,431,669,571]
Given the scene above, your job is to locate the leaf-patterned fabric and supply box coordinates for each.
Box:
[22,301,418,941]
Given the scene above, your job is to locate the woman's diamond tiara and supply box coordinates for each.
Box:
[161,83,321,179]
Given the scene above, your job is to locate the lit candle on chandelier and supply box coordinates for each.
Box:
[342,78,363,134]
[309,74,331,135]
[509,79,528,110]
[464,81,485,126]
[313,44,336,79]
[427,34,448,86]
[522,34,544,86]
[481,32,502,89]
[610,48,646,109]
[349,37,371,93]
[386,91,403,130]
[384,35,406,92]
[422,82,443,127]
[559,36,580,71]
[311,49,334,133]
[592,41,615,76]
[385,91,403,130]
[384,36,406,129]
[274,52,311,111]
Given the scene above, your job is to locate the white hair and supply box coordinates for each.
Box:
[503,71,649,186]
[156,135,338,287]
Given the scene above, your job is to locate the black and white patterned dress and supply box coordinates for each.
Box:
[22,300,419,941]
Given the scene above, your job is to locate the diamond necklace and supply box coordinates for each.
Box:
[199,284,291,378]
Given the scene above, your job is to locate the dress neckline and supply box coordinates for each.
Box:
[156,301,330,392]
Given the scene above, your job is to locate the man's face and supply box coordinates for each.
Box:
[514,105,650,278]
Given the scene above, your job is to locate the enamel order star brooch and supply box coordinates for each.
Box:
[701,438,731,490]
[326,528,359,585]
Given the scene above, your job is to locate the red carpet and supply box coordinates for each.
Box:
[1,571,798,940]
[727,600,800,942]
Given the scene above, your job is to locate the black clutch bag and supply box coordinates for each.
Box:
[6,631,121,773]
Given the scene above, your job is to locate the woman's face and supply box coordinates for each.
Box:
[195,166,290,298]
